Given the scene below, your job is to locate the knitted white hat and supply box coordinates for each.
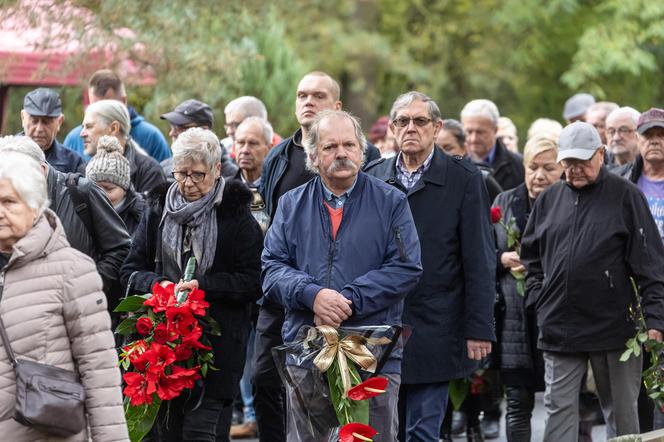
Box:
[85,135,131,190]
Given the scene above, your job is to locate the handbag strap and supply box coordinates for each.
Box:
[0,280,18,367]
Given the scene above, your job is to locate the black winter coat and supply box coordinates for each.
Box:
[45,139,86,174]
[47,167,131,297]
[120,180,263,400]
[116,188,145,236]
[365,148,496,383]
[488,138,525,191]
[493,184,544,389]
[125,140,167,194]
[521,167,664,352]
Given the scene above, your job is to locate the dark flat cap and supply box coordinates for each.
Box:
[637,108,664,135]
[23,88,62,117]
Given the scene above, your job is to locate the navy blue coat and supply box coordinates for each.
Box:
[45,139,86,174]
[261,172,423,374]
[365,147,497,383]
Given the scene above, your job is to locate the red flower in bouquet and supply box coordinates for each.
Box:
[347,377,388,401]
[156,365,201,401]
[181,323,212,351]
[490,206,502,224]
[144,282,177,313]
[143,343,177,376]
[470,373,486,395]
[123,340,149,371]
[182,288,209,316]
[123,371,158,406]
[136,317,153,336]
[152,322,178,344]
[175,345,193,362]
[339,422,377,442]
[166,305,197,337]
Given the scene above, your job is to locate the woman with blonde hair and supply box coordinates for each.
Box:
[493,135,563,441]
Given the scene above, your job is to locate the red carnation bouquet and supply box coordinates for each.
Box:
[115,257,220,441]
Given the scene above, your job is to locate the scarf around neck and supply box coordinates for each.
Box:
[160,177,225,280]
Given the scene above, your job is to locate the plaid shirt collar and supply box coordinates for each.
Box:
[395,148,435,190]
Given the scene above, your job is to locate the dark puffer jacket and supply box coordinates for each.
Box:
[120,179,263,400]
[493,184,544,388]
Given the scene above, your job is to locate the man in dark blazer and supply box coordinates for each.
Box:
[365,91,496,442]
[461,99,525,191]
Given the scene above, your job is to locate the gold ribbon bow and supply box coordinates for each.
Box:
[308,325,390,398]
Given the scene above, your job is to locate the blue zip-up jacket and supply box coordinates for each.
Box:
[261,172,423,374]
[64,108,171,162]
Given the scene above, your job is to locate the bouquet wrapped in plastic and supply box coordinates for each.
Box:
[272,324,403,441]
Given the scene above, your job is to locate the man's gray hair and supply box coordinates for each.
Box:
[389,91,442,122]
[607,106,641,126]
[86,99,131,138]
[460,99,500,127]
[0,151,49,216]
[172,127,222,171]
[0,135,46,163]
[303,110,367,174]
[224,96,268,120]
[237,116,273,146]
[587,101,619,117]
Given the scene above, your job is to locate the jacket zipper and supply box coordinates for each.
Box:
[563,194,580,338]
[394,227,407,261]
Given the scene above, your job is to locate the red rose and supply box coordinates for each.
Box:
[175,345,193,362]
[136,317,153,336]
[153,323,170,344]
[347,377,388,401]
[490,206,502,224]
[339,422,377,442]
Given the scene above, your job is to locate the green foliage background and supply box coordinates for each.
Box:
[2,0,664,149]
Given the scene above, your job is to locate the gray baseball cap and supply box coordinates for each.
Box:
[563,93,595,121]
[23,88,62,117]
[557,121,602,162]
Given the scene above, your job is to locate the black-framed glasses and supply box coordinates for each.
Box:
[392,116,432,128]
[172,171,207,183]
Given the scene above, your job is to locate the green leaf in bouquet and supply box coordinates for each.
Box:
[125,399,161,442]
[619,348,633,362]
[448,378,470,410]
[325,359,369,426]
[201,363,208,378]
[114,295,150,313]
[116,317,138,336]
[202,316,222,336]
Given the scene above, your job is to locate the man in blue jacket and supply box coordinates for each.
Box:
[64,69,171,162]
[365,91,496,442]
[262,109,422,441]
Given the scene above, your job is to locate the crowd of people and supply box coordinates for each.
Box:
[0,67,664,442]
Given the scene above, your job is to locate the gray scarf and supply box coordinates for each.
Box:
[160,177,225,280]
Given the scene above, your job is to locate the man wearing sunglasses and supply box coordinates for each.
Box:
[521,121,664,441]
[365,91,496,442]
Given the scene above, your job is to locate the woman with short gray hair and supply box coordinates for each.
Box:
[0,152,129,440]
[121,127,263,440]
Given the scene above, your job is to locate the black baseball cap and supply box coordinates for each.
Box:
[160,99,214,128]
[23,88,62,117]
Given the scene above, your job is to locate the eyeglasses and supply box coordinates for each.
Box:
[392,116,432,128]
[172,171,207,183]
[606,127,635,137]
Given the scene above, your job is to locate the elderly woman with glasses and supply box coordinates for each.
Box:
[121,127,263,441]
[0,146,128,441]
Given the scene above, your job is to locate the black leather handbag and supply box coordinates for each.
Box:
[0,294,86,437]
